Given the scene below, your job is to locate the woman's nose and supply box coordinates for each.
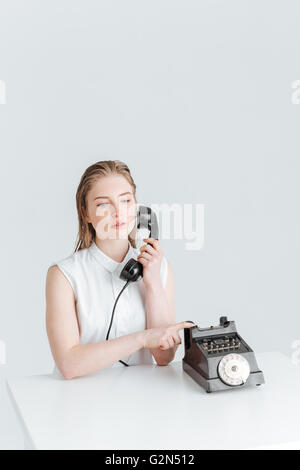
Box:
[112,203,121,218]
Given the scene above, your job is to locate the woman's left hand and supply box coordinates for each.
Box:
[137,238,164,288]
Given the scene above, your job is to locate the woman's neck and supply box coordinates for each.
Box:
[94,237,130,263]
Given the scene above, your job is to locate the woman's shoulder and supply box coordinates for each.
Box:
[48,246,90,272]
[47,246,92,297]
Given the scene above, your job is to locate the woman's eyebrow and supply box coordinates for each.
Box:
[94,192,132,201]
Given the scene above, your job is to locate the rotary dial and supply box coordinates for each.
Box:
[218,353,250,386]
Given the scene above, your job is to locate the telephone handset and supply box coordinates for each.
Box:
[119,205,159,282]
[105,205,160,366]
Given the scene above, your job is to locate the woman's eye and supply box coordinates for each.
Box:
[96,200,130,207]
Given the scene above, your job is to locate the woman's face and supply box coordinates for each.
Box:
[85,175,137,240]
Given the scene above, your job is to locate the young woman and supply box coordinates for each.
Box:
[45,160,194,379]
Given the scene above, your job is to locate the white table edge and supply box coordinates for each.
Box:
[5,379,36,450]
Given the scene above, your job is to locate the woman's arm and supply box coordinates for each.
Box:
[145,260,179,365]
[45,265,145,379]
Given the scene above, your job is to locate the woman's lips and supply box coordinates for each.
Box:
[112,222,126,228]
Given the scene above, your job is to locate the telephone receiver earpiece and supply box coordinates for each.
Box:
[119,205,159,282]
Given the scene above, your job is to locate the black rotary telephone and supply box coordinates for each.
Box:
[182,316,265,393]
[105,205,160,365]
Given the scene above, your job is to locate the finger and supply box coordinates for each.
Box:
[170,332,181,345]
[159,339,170,350]
[175,321,196,331]
[143,238,160,251]
[137,252,152,261]
[140,244,157,256]
[167,336,175,348]
[173,335,182,345]
[137,255,151,265]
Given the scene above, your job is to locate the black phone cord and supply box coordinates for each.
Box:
[105,279,131,366]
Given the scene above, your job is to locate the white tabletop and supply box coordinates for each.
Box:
[6,351,300,450]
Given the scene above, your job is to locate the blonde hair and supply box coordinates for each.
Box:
[74,160,137,252]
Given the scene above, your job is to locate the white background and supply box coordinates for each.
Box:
[0,0,299,448]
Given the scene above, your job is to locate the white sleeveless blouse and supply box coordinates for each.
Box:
[49,240,168,378]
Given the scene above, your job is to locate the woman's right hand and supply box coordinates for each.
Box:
[142,321,196,350]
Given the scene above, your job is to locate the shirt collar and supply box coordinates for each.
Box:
[89,240,135,276]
